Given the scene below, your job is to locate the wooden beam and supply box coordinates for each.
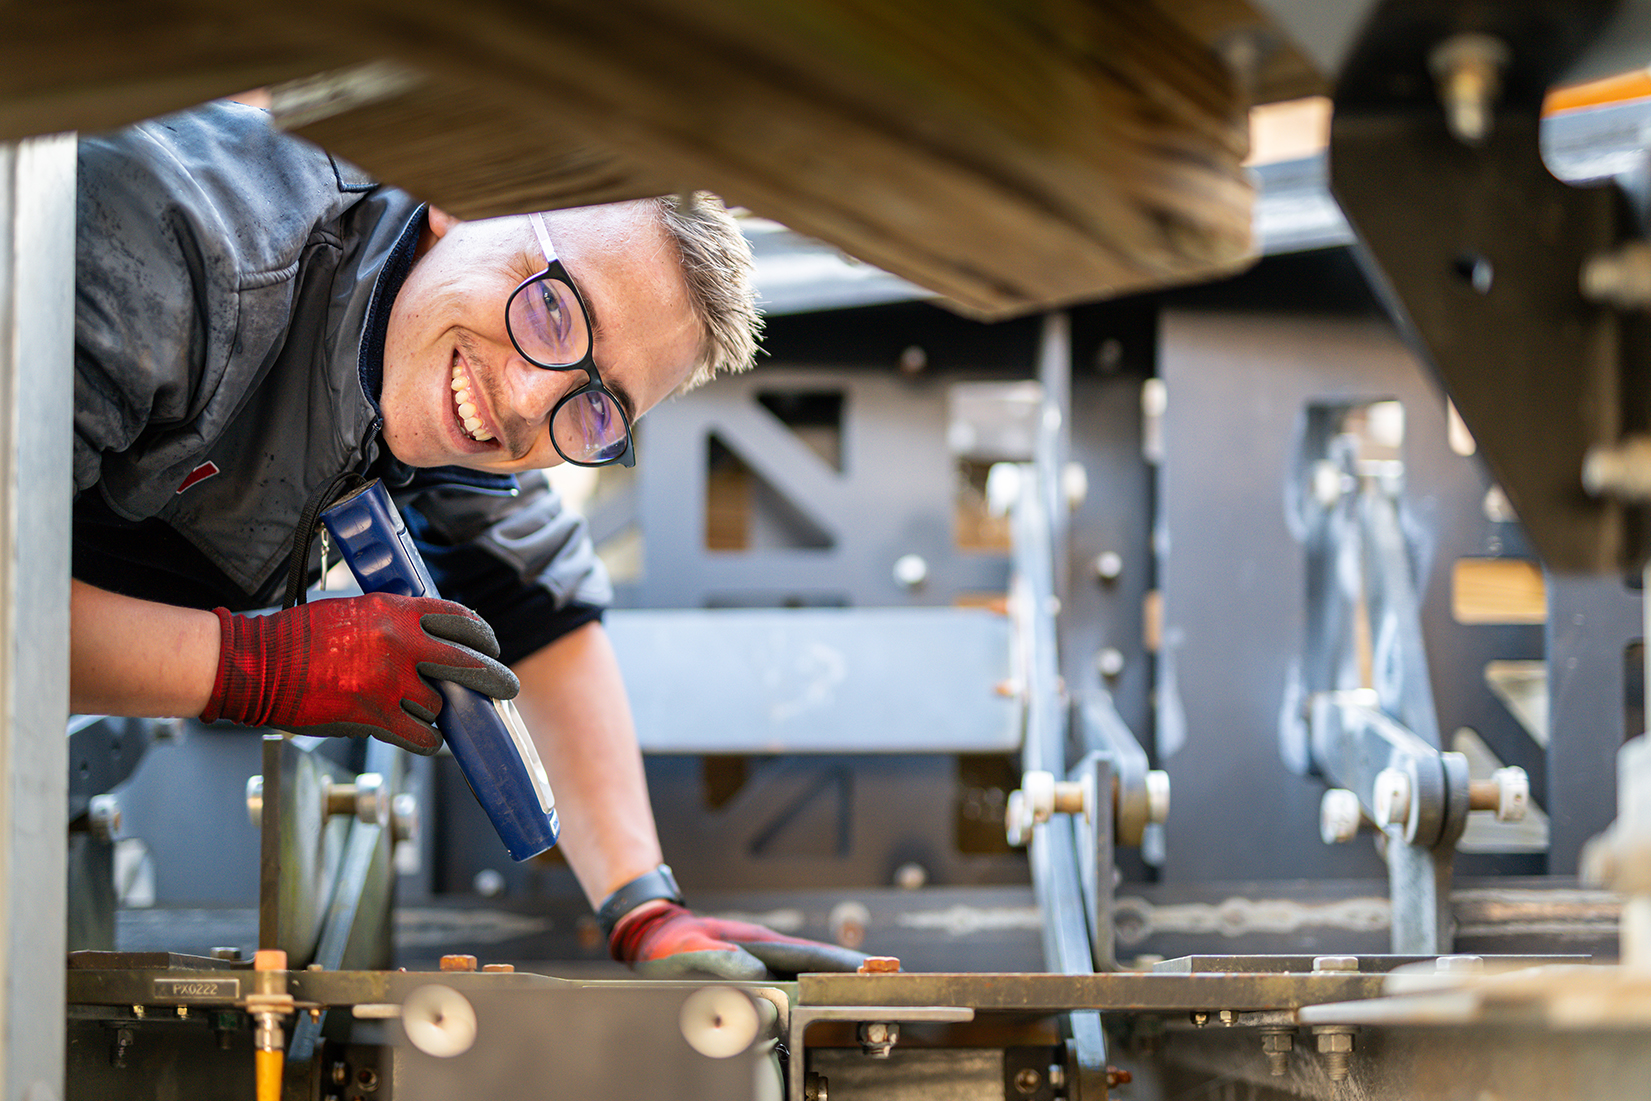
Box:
[0,0,1263,317]
[290,0,1260,316]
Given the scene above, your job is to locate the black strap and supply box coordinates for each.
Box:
[283,471,370,609]
[597,865,684,941]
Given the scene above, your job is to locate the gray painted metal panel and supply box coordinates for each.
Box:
[606,607,1017,754]
[0,133,74,1101]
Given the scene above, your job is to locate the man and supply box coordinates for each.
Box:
[69,99,865,980]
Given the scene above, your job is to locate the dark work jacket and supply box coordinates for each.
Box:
[72,102,609,663]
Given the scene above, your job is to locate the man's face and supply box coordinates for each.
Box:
[380,202,702,471]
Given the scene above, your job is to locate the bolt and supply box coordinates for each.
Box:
[473,869,506,897]
[110,1027,134,1069]
[210,947,242,961]
[1311,460,1344,508]
[1313,956,1359,973]
[132,1005,146,1020]
[1107,1067,1132,1088]
[830,900,871,950]
[804,1072,829,1101]
[1469,767,1528,822]
[1435,954,1484,974]
[1145,770,1171,825]
[481,964,515,973]
[1429,33,1509,145]
[1014,1067,1042,1094]
[439,955,478,972]
[1314,1026,1356,1082]
[1583,242,1651,311]
[332,1063,348,1086]
[1373,768,1412,831]
[1261,1028,1294,1076]
[391,792,420,844]
[1094,551,1124,582]
[1096,647,1126,679]
[1005,790,1032,847]
[897,345,927,375]
[1319,789,1361,844]
[245,775,264,829]
[1047,1064,1066,1090]
[176,1006,189,1019]
[892,554,929,590]
[858,956,901,974]
[857,1021,898,1058]
[88,794,122,843]
[1218,1009,1237,1026]
[893,862,927,891]
[1191,1011,1209,1027]
[1583,434,1651,500]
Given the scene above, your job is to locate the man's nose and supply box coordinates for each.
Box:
[503,354,577,423]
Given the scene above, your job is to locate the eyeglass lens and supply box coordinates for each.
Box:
[509,274,591,367]
[553,389,629,465]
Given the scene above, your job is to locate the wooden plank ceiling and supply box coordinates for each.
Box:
[0,0,1322,319]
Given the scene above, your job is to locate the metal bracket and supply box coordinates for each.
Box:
[1329,0,1639,571]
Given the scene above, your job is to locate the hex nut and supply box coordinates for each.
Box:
[1493,767,1528,822]
[1145,770,1171,825]
[1316,1032,1354,1054]
[1313,956,1359,973]
[1262,1031,1294,1053]
[1319,789,1361,844]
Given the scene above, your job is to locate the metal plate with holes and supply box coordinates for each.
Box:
[395,984,768,1101]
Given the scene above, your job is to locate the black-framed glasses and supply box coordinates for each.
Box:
[505,212,635,468]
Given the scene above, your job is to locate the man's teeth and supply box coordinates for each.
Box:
[451,363,494,442]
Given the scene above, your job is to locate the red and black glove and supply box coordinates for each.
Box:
[603,867,869,980]
[200,593,519,755]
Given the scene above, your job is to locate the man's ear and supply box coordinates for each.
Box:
[427,206,461,239]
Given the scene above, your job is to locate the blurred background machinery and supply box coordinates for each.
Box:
[22,2,1651,1101]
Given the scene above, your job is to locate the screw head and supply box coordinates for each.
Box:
[892,554,929,590]
[1014,1067,1042,1094]
[1313,956,1359,973]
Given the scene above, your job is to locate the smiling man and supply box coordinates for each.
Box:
[68,100,865,981]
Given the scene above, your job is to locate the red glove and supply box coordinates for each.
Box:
[201,593,519,755]
[611,901,870,981]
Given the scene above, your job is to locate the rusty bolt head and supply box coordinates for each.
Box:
[1106,1067,1132,1088]
[1316,1032,1355,1054]
[440,955,478,972]
[858,957,901,974]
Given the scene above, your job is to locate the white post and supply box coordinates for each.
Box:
[0,131,75,1101]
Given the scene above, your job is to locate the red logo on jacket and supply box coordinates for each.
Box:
[176,462,220,494]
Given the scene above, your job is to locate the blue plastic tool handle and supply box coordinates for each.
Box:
[321,479,559,861]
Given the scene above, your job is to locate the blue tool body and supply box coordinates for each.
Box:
[321,479,560,861]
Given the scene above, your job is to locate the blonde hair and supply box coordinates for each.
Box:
[649,192,762,391]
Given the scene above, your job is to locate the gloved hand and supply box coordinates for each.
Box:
[611,901,870,981]
[200,593,519,755]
